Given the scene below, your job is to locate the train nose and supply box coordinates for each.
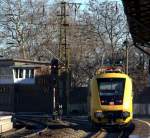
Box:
[94,111,130,120]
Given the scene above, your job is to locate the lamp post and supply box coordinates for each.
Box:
[123,40,129,74]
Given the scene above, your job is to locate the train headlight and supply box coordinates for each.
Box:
[94,112,104,118]
[122,111,130,119]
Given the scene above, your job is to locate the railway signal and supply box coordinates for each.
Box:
[51,58,59,75]
[51,58,59,120]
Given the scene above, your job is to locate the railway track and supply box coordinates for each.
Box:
[63,116,135,138]
[90,127,134,138]
[0,117,47,138]
[0,115,148,138]
[131,118,150,138]
[1,128,36,138]
[63,117,150,138]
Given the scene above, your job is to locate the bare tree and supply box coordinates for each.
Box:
[0,0,59,60]
[0,0,147,89]
[69,1,130,87]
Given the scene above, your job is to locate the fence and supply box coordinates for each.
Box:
[133,104,150,117]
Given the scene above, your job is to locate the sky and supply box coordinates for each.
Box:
[51,0,122,4]
[71,0,123,11]
[48,0,123,11]
[0,0,123,48]
[49,0,123,11]
[75,0,122,3]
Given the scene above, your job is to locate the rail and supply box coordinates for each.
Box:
[0,117,48,138]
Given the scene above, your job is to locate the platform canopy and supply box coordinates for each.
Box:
[122,0,150,45]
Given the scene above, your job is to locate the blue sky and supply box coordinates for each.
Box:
[70,0,122,3]
[51,0,122,4]
[49,0,123,9]
[69,0,123,10]
[75,0,121,3]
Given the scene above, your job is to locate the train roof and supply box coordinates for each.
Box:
[95,72,131,79]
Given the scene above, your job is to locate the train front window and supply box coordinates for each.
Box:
[97,78,125,96]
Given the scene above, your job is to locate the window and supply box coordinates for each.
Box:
[25,69,34,78]
[97,78,125,96]
[14,68,23,78]
[14,68,19,78]
[30,69,34,78]
[19,69,23,78]
[26,69,30,78]
[14,68,34,79]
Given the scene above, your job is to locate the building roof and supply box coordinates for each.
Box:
[122,0,150,44]
[0,58,51,65]
[11,64,42,69]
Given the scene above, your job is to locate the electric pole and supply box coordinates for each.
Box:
[58,1,81,115]
[123,40,129,74]
[59,1,68,67]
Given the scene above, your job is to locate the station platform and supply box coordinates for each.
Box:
[0,112,13,133]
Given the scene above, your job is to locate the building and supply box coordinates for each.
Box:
[0,58,52,113]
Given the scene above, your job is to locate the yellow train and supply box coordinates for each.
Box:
[88,67,133,128]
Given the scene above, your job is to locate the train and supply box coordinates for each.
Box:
[88,66,133,128]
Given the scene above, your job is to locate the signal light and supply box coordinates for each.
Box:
[51,58,58,74]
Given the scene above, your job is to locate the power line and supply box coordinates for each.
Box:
[58,1,82,68]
